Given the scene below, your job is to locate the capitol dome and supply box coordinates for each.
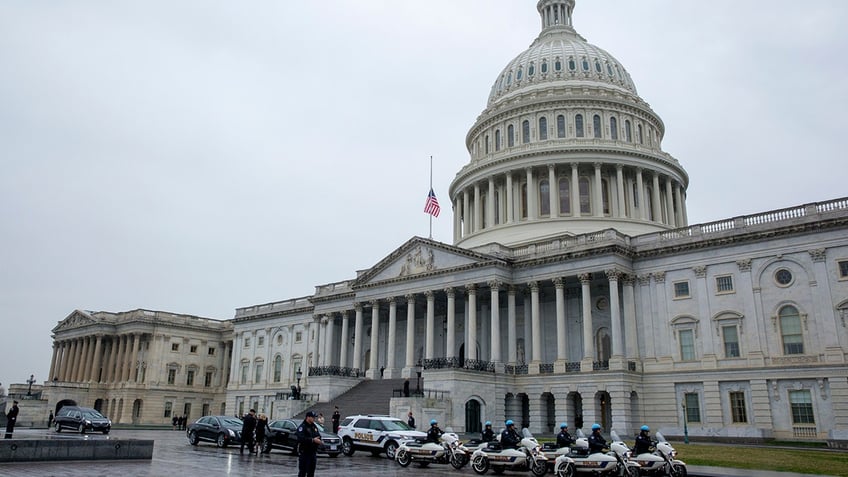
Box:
[450,0,689,250]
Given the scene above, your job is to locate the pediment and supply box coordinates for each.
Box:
[354,236,506,287]
[52,309,98,333]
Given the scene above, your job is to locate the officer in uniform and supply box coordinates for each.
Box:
[481,421,495,442]
[587,423,607,454]
[296,410,322,477]
[500,419,521,449]
[556,422,574,448]
[4,400,19,439]
[634,425,653,455]
[426,419,443,443]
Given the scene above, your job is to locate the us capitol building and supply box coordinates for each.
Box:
[40,0,848,443]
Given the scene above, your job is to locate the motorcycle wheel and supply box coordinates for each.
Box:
[670,463,687,477]
[450,453,466,470]
[622,463,639,477]
[492,465,505,475]
[555,461,576,477]
[531,459,547,477]
[472,455,490,475]
[396,449,411,467]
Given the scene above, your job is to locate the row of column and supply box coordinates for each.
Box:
[453,163,688,241]
[312,269,640,376]
[48,333,143,384]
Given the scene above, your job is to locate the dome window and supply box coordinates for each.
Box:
[557,115,566,138]
[582,57,590,71]
[625,120,632,142]
[637,124,644,144]
[555,58,562,71]
[575,114,584,137]
[485,134,490,154]
[507,124,515,147]
[507,72,512,85]
[539,117,548,140]
[568,57,576,71]
[593,115,602,138]
[528,63,535,76]
[606,63,614,76]
[610,117,618,140]
[594,59,602,73]
[522,120,530,144]
[517,67,523,81]
[495,130,501,151]
[541,60,548,74]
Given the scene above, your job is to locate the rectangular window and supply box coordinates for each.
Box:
[205,371,213,387]
[838,260,848,279]
[208,347,215,356]
[171,343,179,352]
[190,345,198,353]
[164,401,172,418]
[716,275,734,293]
[722,325,740,358]
[781,313,804,355]
[789,390,815,424]
[729,391,747,423]
[240,363,249,384]
[295,331,303,343]
[254,363,263,383]
[244,337,250,348]
[673,281,690,298]
[186,370,195,386]
[684,393,701,423]
[167,369,176,385]
[258,336,264,347]
[679,329,695,361]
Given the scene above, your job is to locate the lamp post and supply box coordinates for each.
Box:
[295,368,303,400]
[681,402,689,444]
[26,374,35,396]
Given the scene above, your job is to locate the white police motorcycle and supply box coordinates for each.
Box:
[395,430,468,469]
[630,431,686,477]
[471,426,548,476]
[553,427,638,477]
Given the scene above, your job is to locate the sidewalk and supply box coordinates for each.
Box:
[690,465,838,477]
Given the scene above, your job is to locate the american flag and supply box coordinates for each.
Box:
[424,188,441,217]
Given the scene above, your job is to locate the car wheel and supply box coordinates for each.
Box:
[384,440,399,459]
[216,433,228,448]
[78,423,86,434]
[54,422,61,433]
[188,431,199,446]
[396,449,411,467]
[472,455,490,475]
[342,438,355,456]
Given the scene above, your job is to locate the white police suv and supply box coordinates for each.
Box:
[336,414,426,459]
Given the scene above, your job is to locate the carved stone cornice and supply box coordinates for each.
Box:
[652,272,666,283]
[736,259,752,272]
[465,284,477,295]
[621,274,635,287]
[605,269,621,281]
[553,277,564,288]
[637,274,651,286]
[528,281,539,292]
[809,248,826,262]
[424,290,435,300]
[405,294,415,305]
[692,266,707,278]
[578,273,592,284]
[488,280,502,291]
[444,287,455,298]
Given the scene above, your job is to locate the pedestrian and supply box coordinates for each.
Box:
[403,378,410,397]
[48,410,54,429]
[317,412,325,426]
[256,414,270,454]
[241,409,257,454]
[407,411,415,429]
[5,400,19,439]
[380,366,385,378]
[331,406,341,434]
[296,410,322,477]
[172,415,178,431]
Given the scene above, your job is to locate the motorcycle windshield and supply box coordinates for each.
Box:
[522,428,534,439]
[656,432,666,443]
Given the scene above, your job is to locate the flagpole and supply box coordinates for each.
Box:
[428,155,433,239]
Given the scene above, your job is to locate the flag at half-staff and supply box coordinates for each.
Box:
[424,188,441,217]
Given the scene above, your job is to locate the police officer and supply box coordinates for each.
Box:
[296,411,322,477]
[634,425,652,455]
[556,422,574,448]
[587,423,607,454]
[500,419,521,449]
[426,419,443,443]
[481,421,495,442]
[4,400,19,439]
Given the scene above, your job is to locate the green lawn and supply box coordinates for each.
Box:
[668,442,848,477]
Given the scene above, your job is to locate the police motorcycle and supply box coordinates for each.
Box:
[553,426,639,477]
[631,431,686,477]
[471,425,548,476]
[395,429,468,469]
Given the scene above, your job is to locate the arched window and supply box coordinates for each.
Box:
[273,355,282,383]
[579,177,591,214]
[559,178,571,215]
[528,63,535,77]
[581,57,590,71]
[495,130,501,151]
[539,179,550,216]
[602,178,611,214]
[541,60,548,74]
[637,124,643,144]
[610,117,618,140]
[516,67,523,81]
[557,115,566,138]
[575,114,584,137]
[538,117,547,140]
[593,115,602,138]
[625,120,632,142]
[507,71,512,85]
[485,134,490,154]
[555,58,562,71]
[568,57,576,71]
[522,120,530,143]
[594,59,602,73]
[508,125,515,147]
[779,305,804,355]
[520,183,528,219]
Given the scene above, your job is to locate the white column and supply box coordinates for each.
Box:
[607,270,623,359]
[454,197,462,243]
[523,291,532,363]
[48,343,59,382]
[325,314,335,366]
[369,300,380,375]
[77,337,90,382]
[405,295,416,370]
[652,173,662,223]
[129,333,141,382]
[526,167,537,220]
[463,189,470,235]
[636,168,646,220]
[622,275,639,360]
[445,288,456,359]
[674,184,686,227]
[616,165,626,218]
[593,162,603,217]
[489,281,502,364]
[548,164,557,217]
[353,304,363,370]
[339,311,350,368]
[311,318,321,370]
[387,299,397,373]
[473,183,481,232]
[571,163,580,216]
[580,273,595,363]
[480,301,490,360]
[487,177,496,227]
[665,177,675,227]
[506,172,514,224]
[555,278,567,362]
[466,284,477,360]
[425,291,435,359]
[507,286,517,364]
[530,281,542,363]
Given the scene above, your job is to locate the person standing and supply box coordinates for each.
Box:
[47,410,54,429]
[407,411,415,429]
[296,411,322,477]
[241,409,257,454]
[403,379,410,397]
[5,400,19,439]
[255,414,271,454]
[331,406,341,434]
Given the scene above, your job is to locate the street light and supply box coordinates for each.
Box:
[295,368,303,400]
[26,374,35,396]
[681,402,689,444]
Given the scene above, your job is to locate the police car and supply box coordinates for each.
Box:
[336,414,426,459]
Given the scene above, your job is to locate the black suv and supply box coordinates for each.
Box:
[261,419,341,457]
[54,406,112,434]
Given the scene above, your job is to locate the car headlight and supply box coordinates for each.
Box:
[85,420,92,425]
[228,429,235,437]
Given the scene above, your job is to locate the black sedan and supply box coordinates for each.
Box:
[261,419,341,457]
[187,415,245,448]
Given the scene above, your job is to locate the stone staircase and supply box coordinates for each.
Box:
[293,378,406,424]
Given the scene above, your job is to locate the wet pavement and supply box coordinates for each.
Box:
[0,428,838,477]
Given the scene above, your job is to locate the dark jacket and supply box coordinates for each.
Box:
[296,419,322,455]
[242,413,257,438]
[6,404,18,421]
[634,432,652,455]
[588,431,607,453]
[556,430,574,448]
[501,428,521,448]
[481,427,495,442]
[426,425,443,443]
[255,417,269,441]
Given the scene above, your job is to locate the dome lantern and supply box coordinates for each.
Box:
[537,0,575,32]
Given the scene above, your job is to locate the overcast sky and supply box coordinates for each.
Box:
[1,0,846,389]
